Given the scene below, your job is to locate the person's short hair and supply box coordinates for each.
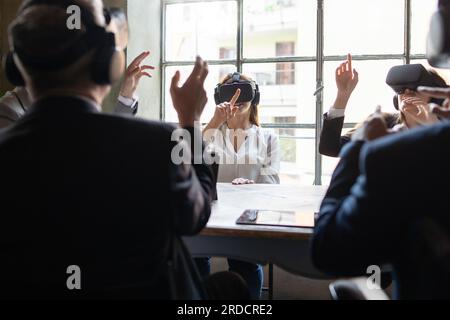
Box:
[8,1,103,92]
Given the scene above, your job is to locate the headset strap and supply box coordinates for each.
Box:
[14,0,114,70]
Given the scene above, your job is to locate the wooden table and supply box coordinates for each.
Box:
[184,183,328,278]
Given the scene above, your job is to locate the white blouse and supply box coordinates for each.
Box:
[204,124,280,184]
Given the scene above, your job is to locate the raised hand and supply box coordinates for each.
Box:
[120,51,155,99]
[213,89,241,127]
[336,53,359,93]
[170,56,209,127]
[334,53,359,109]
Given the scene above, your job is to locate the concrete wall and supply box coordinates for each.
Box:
[102,0,128,112]
[127,0,161,120]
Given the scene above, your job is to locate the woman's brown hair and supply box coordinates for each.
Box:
[220,73,260,126]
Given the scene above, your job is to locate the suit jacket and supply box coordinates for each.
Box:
[0,87,138,129]
[319,112,401,158]
[0,96,214,299]
[311,122,450,299]
[319,114,350,157]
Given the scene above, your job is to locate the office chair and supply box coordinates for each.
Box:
[329,277,390,300]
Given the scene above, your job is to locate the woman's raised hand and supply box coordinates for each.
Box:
[212,89,241,127]
[336,54,359,94]
[333,53,359,109]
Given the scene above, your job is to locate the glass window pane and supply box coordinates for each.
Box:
[243,62,317,124]
[243,0,316,58]
[322,155,339,186]
[411,0,438,54]
[322,127,356,185]
[165,1,237,61]
[270,128,315,186]
[324,0,404,55]
[323,59,403,124]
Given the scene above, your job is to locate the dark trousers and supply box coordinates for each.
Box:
[204,271,250,300]
[195,258,263,300]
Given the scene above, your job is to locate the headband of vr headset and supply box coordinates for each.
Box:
[3,0,121,86]
[214,72,260,106]
[386,64,449,109]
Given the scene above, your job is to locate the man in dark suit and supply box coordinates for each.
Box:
[0,0,221,299]
[311,107,450,299]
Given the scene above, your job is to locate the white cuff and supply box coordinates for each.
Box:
[118,95,138,108]
[327,107,346,119]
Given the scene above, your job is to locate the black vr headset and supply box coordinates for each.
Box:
[214,72,260,106]
[427,0,450,68]
[2,0,124,87]
[386,64,448,110]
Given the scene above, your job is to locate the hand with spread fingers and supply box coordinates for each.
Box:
[418,86,450,119]
[334,53,359,109]
[170,56,209,128]
[120,51,155,99]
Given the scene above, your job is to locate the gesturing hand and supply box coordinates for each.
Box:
[170,56,209,128]
[364,117,389,141]
[120,51,155,99]
[336,53,359,96]
[213,89,241,126]
[418,86,450,119]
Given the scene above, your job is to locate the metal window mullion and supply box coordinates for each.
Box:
[160,0,167,121]
[405,0,412,64]
[164,0,235,4]
[237,0,244,73]
[314,0,324,186]
[260,123,357,129]
[324,54,406,61]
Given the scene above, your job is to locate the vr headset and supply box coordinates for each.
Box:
[2,0,124,87]
[214,72,260,106]
[427,0,450,68]
[386,64,448,109]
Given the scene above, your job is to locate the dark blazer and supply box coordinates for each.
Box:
[312,121,450,299]
[319,114,350,157]
[319,112,401,158]
[0,96,214,299]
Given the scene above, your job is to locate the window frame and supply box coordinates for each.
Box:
[161,0,427,185]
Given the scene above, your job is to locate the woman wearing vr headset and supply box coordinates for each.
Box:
[199,72,280,299]
[319,54,448,157]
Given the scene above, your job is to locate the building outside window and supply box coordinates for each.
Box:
[162,0,443,186]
